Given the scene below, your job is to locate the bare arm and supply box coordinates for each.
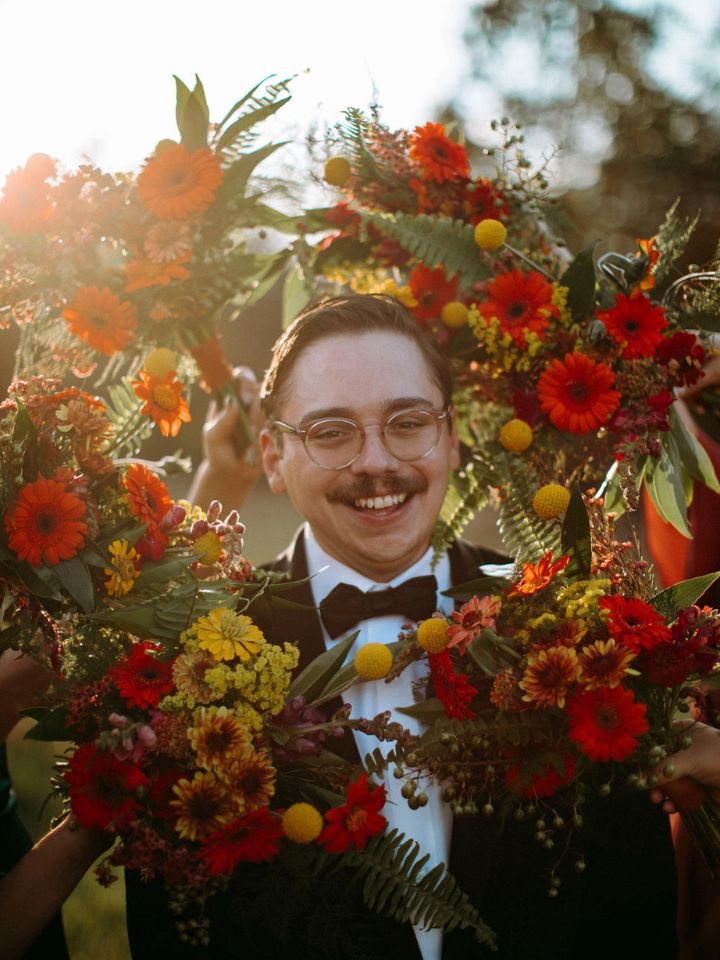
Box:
[188,368,265,512]
[0,817,108,960]
[0,650,54,742]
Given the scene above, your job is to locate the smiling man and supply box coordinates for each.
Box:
[126,295,683,960]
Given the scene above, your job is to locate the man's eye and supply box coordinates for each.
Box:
[389,416,426,431]
[311,423,355,442]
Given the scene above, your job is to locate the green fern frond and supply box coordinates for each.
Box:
[475,451,560,564]
[432,462,490,563]
[104,379,153,458]
[360,211,492,290]
[655,200,700,284]
[342,828,496,948]
[335,108,380,181]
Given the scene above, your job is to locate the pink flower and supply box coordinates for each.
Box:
[447,595,502,654]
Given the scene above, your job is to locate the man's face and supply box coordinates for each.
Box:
[261,331,459,581]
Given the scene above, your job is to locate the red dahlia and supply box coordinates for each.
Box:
[200,809,284,875]
[567,685,648,762]
[319,772,387,854]
[65,742,148,831]
[597,292,667,359]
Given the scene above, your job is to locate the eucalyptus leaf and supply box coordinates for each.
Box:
[173,75,192,136]
[21,706,69,742]
[282,263,312,329]
[397,697,447,723]
[647,440,691,538]
[561,483,591,577]
[316,640,406,704]
[467,628,520,676]
[669,406,720,493]
[217,142,287,201]
[216,97,291,152]
[561,242,599,321]
[54,557,95,613]
[650,571,720,620]
[288,631,358,703]
[442,576,511,600]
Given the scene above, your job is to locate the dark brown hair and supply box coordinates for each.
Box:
[260,294,453,419]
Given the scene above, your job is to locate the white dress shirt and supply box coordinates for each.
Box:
[304,523,453,960]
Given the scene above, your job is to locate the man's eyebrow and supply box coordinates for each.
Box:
[297,397,439,426]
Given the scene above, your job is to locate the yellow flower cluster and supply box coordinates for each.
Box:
[551,283,572,327]
[468,308,544,373]
[556,579,612,620]
[205,642,299,723]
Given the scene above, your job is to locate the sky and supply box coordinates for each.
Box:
[0,0,469,179]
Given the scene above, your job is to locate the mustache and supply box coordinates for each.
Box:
[326,474,428,504]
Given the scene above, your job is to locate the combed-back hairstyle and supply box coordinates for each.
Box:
[260,294,453,420]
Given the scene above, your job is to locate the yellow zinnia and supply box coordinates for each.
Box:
[103,539,141,597]
[195,608,264,662]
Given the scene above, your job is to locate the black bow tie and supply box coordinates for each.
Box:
[319,575,438,640]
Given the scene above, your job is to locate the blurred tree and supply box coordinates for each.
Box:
[451,0,720,258]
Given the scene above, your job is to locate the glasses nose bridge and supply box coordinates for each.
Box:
[350,418,398,469]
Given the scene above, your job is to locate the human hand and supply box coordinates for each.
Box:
[648,721,720,813]
[0,649,54,740]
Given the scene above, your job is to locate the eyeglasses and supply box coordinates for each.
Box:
[270,407,452,470]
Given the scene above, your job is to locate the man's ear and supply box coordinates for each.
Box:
[449,408,461,472]
[260,429,287,495]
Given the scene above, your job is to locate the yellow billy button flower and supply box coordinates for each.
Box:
[473,218,507,250]
[417,617,450,654]
[533,483,571,519]
[143,347,177,378]
[499,419,533,453]
[324,156,352,187]
[440,300,470,329]
[195,608,264,662]
[354,642,394,681]
[282,803,324,844]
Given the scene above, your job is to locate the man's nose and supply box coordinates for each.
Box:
[348,425,400,474]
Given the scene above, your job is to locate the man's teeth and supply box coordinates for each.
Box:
[354,493,408,510]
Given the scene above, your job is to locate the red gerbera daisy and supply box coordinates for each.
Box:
[408,263,458,322]
[65,742,148,831]
[537,352,621,434]
[505,752,576,799]
[567,685,648,762]
[598,595,671,653]
[429,649,478,719]
[476,269,555,345]
[5,476,87,566]
[111,641,174,709]
[199,809,284,875]
[123,463,173,528]
[318,772,387,854]
[597,292,667,359]
[408,122,470,183]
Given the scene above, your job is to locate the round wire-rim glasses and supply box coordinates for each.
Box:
[269,406,452,470]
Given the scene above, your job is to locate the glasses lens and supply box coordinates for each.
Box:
[384,409,441,461]
[305,419,362,468]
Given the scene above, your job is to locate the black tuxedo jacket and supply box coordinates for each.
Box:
[126,533,678,960]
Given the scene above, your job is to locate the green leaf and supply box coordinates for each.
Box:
[241,250,293,310]
[316,640,405,703]
[54,557,95,613]
[180,81,210,152]
[561,242,598,321]
[650,572,720,620]
[217,97,291,152]
[216,142,287,202]
[217,77,274,129]
[396,697,447,723]
[12,401,36,445]
[287,631,358,703]
[441,575,511,600]
[561,483,592,577]
[669,406,720,493]
[646,438,691,538]
[432,462,490,565]
[282,262,312,329]
[467,627,520,676]
[254,204,335,235]
[173,75,192,135]
[21,706,69,742]
[132,552,196,591]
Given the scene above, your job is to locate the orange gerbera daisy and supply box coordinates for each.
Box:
[63,286,138,356]
[408,122,470,183]
[5,476,87,566]
[0,154,56,234]
[124,251,191,293]
[123,463,173,528]
[144,219,193,263]
[131,370,191,437]
[137,144,223,220]
[508,551,570,598]
[520,644,580,709]
[408,263,458,322]
[476,269,555,345]
[578,638,638,689]
[537,352,621,434]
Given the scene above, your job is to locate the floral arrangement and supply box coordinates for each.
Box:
[368,490,720,885]
[0,75,298,449]
[295,111,720,546]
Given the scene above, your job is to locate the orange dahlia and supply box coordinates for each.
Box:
[124,251,191,293]
[597,291,667,359]
[508,551,570,598]
[408,122,470,183]
[476,269,555,345]
[123,463,173,528]
[63,286,138,356]
[408,263,458,322]
[520,644,580,709]
[5,476,87,566]
[137,145,223,220]
[0,154,55,234]
[132,370,191,437]
[567,685,648,762]
[537,352,621,433]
